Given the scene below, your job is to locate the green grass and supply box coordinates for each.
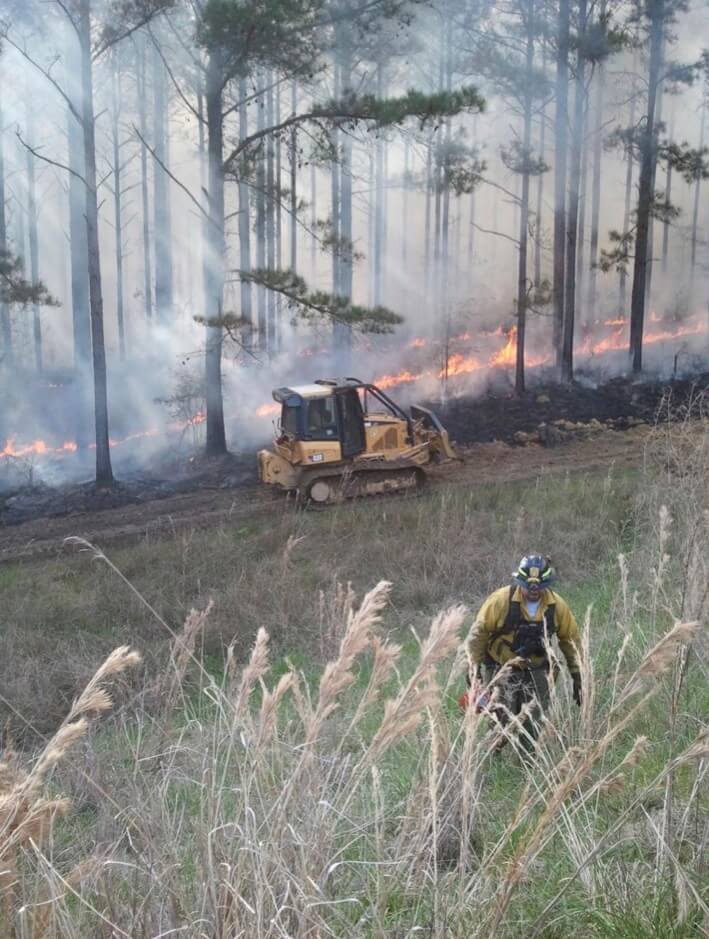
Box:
[2,437,707,938]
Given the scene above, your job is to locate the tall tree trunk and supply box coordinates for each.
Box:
[534,97,546,287]
[423,134,433,301]
[373,64,385,306]
[335,35,353,356]
[644,41,664,313]
[587,58,605,320]
[619,79,636,315]
[402,137,410,265]
[111,54,126,359]
[576,112,588,322]
[197,76,208,320]
[153,41,173,323]
[468,114,478,280]
[629,0,664,373]
[290,81,297,272]
[79,0,113,486]
[255,80,267,344]
[238,79,252,328]
[331,62,341,298]
[553,0,570,367]
[310,159,317,276]
[25,102,42,372]
[65,21,90,445]
[516,0,535,395]
[138,38,152,320]
[203,48,227,456]
[661,106,674,272]
[433,140,442,307]
[275,84,282,271]
[13,165,27,355]
[0,89,10,363]
[368,147,375,307]
[266,76,276,352]
[689,100,705,304]
[440,19,453,348]
[561,0,586,383]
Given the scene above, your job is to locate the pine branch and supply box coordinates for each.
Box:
[239,269,403,333]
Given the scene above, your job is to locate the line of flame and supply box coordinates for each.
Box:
[2,317,705,462]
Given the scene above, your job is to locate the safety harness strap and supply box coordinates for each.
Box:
[486,585,557,660]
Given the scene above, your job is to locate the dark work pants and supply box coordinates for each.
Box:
[482,663,551,748]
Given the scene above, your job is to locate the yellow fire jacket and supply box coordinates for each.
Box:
[466,585,581,674]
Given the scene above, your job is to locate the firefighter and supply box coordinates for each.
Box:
[466,554,582,748]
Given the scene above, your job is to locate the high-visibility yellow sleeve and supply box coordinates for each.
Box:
[554,595,582,673]
[466,587,510,671]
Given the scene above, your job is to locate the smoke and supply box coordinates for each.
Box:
[1,0,709,488]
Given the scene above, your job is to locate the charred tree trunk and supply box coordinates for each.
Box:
[587,59,605,320]
[137,39,152,321]
[153,42,173,324]
[25,103,42,373]
[629,0,664,374]
[79,0,113,487]
[0,91,10,363]
[553,0,570,368]
[203,47,227,456]
[238,79,252,328]
[561,0,586,383]
[111,54,126,359]
[516,0,535,395]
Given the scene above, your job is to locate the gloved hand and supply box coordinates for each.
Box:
[572,672,582,707]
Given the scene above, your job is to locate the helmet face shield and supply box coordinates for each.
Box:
[513,554,556,590]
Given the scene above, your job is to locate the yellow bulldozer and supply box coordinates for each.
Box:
[257,378,458,504]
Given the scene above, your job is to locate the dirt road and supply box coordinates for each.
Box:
[0,426,653,563]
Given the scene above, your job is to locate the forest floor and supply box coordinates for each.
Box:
[0,424,655,562]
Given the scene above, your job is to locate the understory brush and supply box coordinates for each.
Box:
[1,410,707,937]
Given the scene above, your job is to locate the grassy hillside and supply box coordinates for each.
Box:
[0,415,707,937]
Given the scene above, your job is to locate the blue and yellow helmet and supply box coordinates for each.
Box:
[513,554,556,589]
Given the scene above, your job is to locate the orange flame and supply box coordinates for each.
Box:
[375,369,424,390]
[3,315,706,463]
[255,402,281,418]
[441,352,484,377]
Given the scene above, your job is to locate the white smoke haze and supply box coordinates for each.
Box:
[1,0,708,488]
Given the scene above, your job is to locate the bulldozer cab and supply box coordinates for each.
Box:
[275,382,368,458]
